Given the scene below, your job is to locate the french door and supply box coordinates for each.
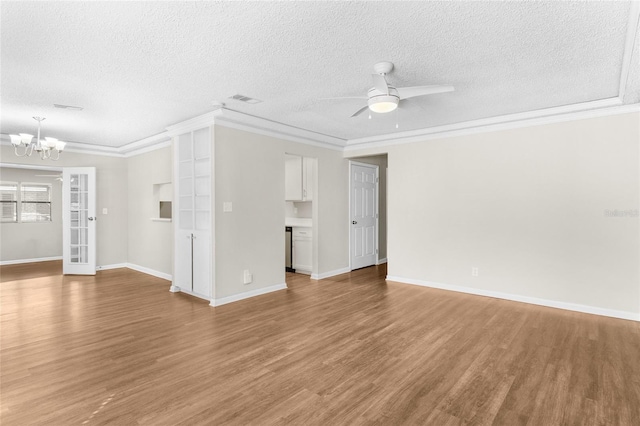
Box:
[62,167,96,275]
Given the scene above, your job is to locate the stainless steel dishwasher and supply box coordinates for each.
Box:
[285,226,295,272]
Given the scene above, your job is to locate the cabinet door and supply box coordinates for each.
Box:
[285,154,303,201]
[173,128,212,300]
[293,237,312,272]
[192,231,211,297]
[175,230,193,291]
[303,157,314,201]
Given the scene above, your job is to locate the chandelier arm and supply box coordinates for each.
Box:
[14,145,29,157]
[13,116,65,161]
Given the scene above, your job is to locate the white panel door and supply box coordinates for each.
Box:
[350,163,378,270]
[62,167,97,275]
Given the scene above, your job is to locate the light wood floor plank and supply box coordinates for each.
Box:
[1,261,639,425]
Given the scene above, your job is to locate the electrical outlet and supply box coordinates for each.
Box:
[472,267,479,277]
[243,269,253,284]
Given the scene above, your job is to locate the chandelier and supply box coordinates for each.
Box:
[10,117,66,160]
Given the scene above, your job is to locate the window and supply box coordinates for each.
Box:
[0,182,18,222]
[21,183,52,222]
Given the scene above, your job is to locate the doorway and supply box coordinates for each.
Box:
[349,161,379,270]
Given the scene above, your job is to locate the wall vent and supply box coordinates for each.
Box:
[229,94,262,104]
[54,104,84,111]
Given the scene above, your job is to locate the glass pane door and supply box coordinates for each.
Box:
[63,168,96,275]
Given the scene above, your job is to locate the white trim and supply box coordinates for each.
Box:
[310,267,351,280]
[210,283,288,307]
[386,275,640,322]
[150,217,172,222]
[0,162,63,172]
[165,111,219,136]
[344,100,635,152]
[96,263,127,271]
[619,1,640,100]
[215,109,346,150]
[122,139,172,158]
[170,286,210,301]
[376,257,388,265]
[3,101,638,158]
[126,263,172,281]
[0,256,62,266]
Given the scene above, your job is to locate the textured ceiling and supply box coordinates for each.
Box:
[1,1,638,148]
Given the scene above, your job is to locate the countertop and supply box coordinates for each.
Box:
[285,218,312,228]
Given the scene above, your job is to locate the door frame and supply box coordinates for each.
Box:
[348,160,379,271]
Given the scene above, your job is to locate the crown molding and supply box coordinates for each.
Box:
[619,1,640,100]
[118,133,172,157]
[0,162,63,172]
[343,98,637,152]
[165,111,220,136]
[2,99,637,159]
[214,108,346,150]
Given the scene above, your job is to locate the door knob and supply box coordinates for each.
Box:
[352,220,357,224]
[88,217,95,221]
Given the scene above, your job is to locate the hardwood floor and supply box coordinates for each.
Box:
[1,261,639,425]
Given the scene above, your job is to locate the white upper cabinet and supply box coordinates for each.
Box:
[285,154,303,201]
[285,154,314,202]
[303,156,314,202]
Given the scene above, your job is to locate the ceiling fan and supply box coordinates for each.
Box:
[326,61,454,117]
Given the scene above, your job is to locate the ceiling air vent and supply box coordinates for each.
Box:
[229,94,262,104]
[54,104,84,111]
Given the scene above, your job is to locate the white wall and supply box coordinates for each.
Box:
[126,145,173,276]
[214,125,349,298]
[347,112,640,318]
[0,146,128,267]
[0,167,63,262]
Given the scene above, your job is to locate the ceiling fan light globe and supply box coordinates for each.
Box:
[368,95,399,113]
[55,141,66,151]
[9,134,21,146]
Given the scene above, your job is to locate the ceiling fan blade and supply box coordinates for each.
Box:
[398,98,424,111]
[318,96,368,101]
[397,85,454,100]
[371,74,389,95]
[350,105,370,118]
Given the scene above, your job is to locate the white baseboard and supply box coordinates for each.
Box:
[386,275,640,322]
[210,283,287,307]
[96,263,127,271]
[311,267,351,280]
[126,263,172,281]
[170,286,210,301]
[0,256,62,266]
[376,258,388,265]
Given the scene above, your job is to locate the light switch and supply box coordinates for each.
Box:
[102,208,108,215]
[223,202,233,212]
